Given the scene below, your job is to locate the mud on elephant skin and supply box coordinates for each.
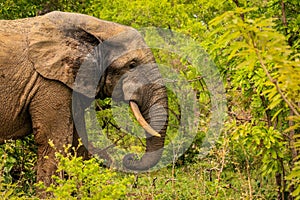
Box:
[0,11,168,187]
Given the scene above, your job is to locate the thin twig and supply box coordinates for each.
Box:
[214,139,228,197]
[242,147,253,200]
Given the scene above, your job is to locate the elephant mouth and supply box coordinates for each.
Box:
[129,100,161,138]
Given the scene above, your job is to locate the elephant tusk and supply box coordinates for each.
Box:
[129,101,161,137]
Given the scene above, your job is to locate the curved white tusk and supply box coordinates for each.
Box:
[129,101,161,137]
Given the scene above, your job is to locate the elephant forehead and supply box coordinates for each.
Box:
[100,29,150,64]
[44,11,127,41]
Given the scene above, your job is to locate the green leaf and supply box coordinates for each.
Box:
[270,149,277,159]
[271,108,284,121]
[267,94,282,109]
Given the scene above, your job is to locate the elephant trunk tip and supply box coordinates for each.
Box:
[122,149,163,172]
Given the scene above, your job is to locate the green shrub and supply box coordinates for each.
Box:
[37,143,134,199]
[0,136,37,199]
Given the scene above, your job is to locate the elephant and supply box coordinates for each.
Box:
[0,11,168,188]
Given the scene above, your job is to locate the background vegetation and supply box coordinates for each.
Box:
[0,0,299,199]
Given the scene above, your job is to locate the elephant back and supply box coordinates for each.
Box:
[0,18,33,68]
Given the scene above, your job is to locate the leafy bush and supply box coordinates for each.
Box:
[37,143,134,199]
[0,136,36,199]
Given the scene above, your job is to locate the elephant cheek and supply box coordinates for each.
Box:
[122,80,143,101]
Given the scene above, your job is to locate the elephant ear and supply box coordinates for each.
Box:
[28,11,126,92]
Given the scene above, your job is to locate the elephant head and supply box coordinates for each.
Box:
[28,11,168,171]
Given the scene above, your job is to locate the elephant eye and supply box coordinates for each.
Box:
[129,60,137,69]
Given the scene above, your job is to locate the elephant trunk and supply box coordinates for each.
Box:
[123,83,168,171]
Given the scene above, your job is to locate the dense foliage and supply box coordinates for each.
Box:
[0,0,299,199]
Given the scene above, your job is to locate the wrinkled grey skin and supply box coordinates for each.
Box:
[0,11,168,188]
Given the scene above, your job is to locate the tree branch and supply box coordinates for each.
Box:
[281,0,288,27]
[254,49,300,116]
[232,0,245,21]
